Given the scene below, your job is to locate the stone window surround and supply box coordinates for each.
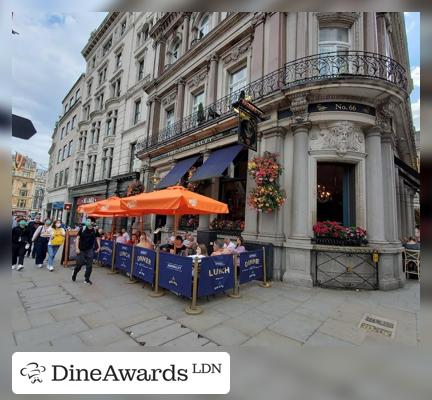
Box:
[224,59,249,100]
[188,85,206,114]
[312,12,363,53]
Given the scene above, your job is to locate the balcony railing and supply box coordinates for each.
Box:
[136,51,408,153]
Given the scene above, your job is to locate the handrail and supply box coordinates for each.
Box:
[136,51,408,153]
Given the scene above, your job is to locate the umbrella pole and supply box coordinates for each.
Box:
[174,214,179,236]
[140,215,144,234]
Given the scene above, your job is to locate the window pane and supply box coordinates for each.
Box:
[319,27,348,43]
[229,67,247,94]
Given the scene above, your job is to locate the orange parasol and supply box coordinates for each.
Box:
[77,196,130,216]
[120,186,229,216]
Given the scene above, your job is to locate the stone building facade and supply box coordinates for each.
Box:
[134,12,418,290]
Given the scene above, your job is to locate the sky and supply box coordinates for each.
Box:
[11,11,421,168]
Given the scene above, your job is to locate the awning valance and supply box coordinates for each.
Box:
[156,155,200,189]
[394,156,420,192]
[189,144,244,182]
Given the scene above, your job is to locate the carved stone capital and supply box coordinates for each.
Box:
[289,93,310,124]
[250,12,268,28]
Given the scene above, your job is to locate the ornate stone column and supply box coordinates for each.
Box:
[206,54,218,106]
[376,12,387,56]
[181,15,190,55]
[365,126,386,243]
[406,187,415,237]
[399,177,408,239]
[175,78,185,121]
[395,168,403,240]
[249,13,266,81]
[154,39,166,78]
[364,12,378,53]
[265,12,285,74]
[283,93,313,287]
[151,96,161,142]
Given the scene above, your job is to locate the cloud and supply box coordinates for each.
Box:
[411,98,420,131]
[411,66,420,87]
[11,11,107,167]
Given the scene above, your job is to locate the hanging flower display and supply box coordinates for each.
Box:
[247,152,285,213]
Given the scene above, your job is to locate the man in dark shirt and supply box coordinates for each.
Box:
[168,235,187,255]
[26,214,41,257]
[72,220,100,284]
[12,219,31,270]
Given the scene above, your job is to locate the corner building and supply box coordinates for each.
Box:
[135,12,418,290]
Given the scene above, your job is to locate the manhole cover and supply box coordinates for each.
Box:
[358,313,397,338]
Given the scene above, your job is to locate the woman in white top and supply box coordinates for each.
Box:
[32,218,52,268]
[46,220,66,271]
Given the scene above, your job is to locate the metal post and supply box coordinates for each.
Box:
[107,239,119,274]
[185,258,203,314]
[149,249,165,297]
[228,253,241,298]
[127,245,138,284]
[259,246,271,288]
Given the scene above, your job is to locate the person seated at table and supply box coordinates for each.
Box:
[234,236,246,254]
[183,233,191,247]
[188,235,198,252]
[403,237,420,250]
[128,233,138,245]
[168,232,176,245]
[116,231,126,244]
[223,237,236,253]
[211,240,227,256]
[144,231,154,247]
[188,244,208,259]
[121,228,130,242]
[136,233,154,250]
[168,235,187,255]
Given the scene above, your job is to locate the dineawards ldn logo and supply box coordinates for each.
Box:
[20,362,47,384]
[12,352,230,394]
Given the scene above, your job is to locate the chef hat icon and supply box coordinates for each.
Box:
[20,362,46,383]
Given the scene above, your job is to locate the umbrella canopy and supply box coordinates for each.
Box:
[120,186,229,216]
[77,196,130,216]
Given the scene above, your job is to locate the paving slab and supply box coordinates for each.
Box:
[304,332,355,346]
[222,308,279,337]
[50,301,104,321]
[27,311,56,328]
[204,325,249,345]
[242,329,303,347]
[79,323,130,346]
[268,312,323,343]
[135,323,192,346]
[51,334,86,349]
[162,331,210,347]
[15,317,89,346]
[125,316,175,337]
[178,310,230,334]
[255,297,301,317]
[318,318,367,345]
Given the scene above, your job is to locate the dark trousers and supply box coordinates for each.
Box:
[25,241,36,257]
[34,237,49,264]
[12,243,26,265]
[74,248,94,280]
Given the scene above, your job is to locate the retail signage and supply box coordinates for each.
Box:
[239,250,264,284]
[76,195,103,206]
[132,247,156,283]
[99,240,114,266]
[63,203,72,211]
[52,202,64,209]
[233,98,264,152]
[114,243,133,273]
[198,255,235,297]
[308,102,376,116]
[158,252,192,298]
[150,129,237,162]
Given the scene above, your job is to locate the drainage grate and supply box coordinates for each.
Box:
[358,313,397,338]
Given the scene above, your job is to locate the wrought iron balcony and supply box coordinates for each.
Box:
[136,51,408,154]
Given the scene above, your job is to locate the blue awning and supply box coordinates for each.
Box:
[156,155,200,189]
[190,144,244,182]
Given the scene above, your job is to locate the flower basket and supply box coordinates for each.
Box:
[313,221,368,246]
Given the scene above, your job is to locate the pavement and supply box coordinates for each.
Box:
[11,253,420,348]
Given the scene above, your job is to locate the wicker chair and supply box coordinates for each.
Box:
[403,249,420,280]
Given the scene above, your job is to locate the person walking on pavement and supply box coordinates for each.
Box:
[46,219,66,271]
[32,218,51,268]
[72,219,100,285]
[27,214,41,258]
[12,219,31,271]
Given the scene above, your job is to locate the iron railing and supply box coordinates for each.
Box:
[136,51,408,153]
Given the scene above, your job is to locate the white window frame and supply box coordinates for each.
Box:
[198,15,210,39]
[192,90,205,114]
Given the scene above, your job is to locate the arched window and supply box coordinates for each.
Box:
[198,15,210,39]
[169,38,181,64]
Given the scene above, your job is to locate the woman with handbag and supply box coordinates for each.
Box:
[47,219,65,271]
[32,218,52,268]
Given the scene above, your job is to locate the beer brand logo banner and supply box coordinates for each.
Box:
[99,240,113,266]
[239,250,264,284]
[198,255,235,297]
[114,243,133,274]
[132,247,156,284]
[158,252,192,298]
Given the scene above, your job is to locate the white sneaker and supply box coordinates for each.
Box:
[48,265,54,271]
[12,264,16,270]
[37,264,43,268]
[16,264,24,271]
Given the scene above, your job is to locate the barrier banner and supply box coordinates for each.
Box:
[93,241,100,263]
[198,255,235,297]
[99,240,113,266]
[158,252,192,298]
[132,247,156,283]
[114,243,133,274]
[239,250,264,284]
